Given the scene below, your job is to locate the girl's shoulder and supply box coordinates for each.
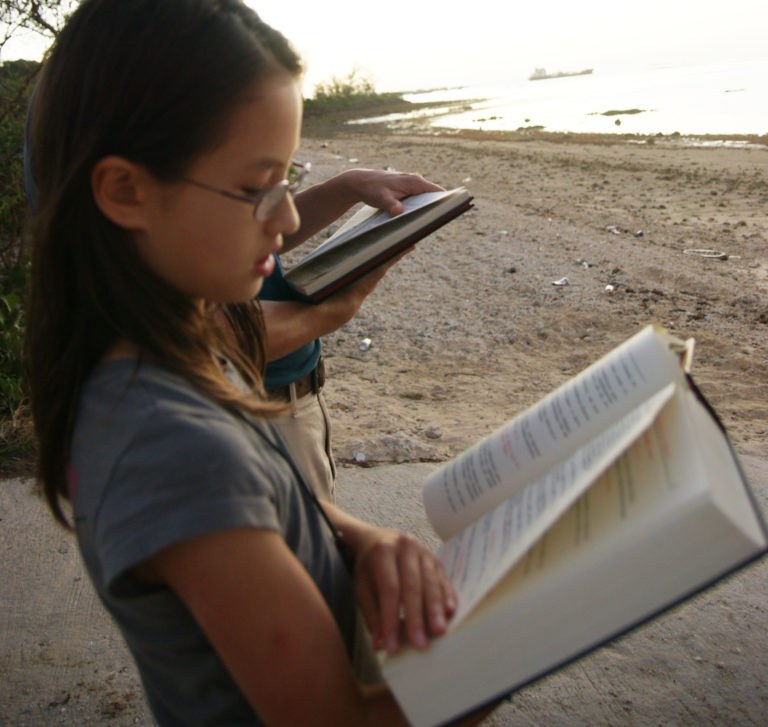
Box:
[80,357,265,434]
[70,359,296,589]
[72,358,285,491]
[82,357,228,416]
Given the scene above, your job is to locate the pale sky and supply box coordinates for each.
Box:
[2,1,765,94]
[257,0,767,93]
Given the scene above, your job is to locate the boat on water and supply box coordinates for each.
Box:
[529,67,593,81]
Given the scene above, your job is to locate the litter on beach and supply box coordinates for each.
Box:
[683,249,729,260]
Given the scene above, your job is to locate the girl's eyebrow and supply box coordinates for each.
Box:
[242,159,282,172]
[244,156,296,172]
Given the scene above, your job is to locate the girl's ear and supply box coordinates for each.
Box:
[91,156,152,230]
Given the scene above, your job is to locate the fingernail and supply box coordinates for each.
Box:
[412,628,427,649]
[386,632,399,654]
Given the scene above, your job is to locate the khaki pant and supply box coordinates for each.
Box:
[270,389,336,502]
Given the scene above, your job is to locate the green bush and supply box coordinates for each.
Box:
[313,68,376,100]
[0,258,29,417]
[0,59,39,469]
[304,68,396,113]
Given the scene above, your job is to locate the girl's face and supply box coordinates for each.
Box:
[135,74,302,304]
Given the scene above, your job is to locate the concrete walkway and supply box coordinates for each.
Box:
[2,457,766,726]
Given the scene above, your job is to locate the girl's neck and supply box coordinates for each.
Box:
[101,338,226,374]
[102,339,141,362]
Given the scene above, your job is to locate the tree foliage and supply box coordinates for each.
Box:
[1,0,75,44]
[0,58,36,445]
[312,68,377,101]
[0,2,68,464]
[304,68,398,119]
[0,2,76,121]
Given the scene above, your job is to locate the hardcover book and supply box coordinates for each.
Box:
[284,187,473,302]
[381,325,768,727]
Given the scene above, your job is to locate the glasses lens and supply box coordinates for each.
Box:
[286,164,301,186]
[253,164,309,220]
[254,183,288,221]
[288,162,310,186]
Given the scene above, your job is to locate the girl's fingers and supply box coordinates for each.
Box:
[353,531,458,654]
[421,555,451,637]
[357,538,405,654]
[398,545,427,650]
[407,548,457,644]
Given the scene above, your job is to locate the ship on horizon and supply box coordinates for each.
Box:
[529,67,593,81]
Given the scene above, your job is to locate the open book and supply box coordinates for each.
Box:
[283,187,473,302]
[382,325,768,727]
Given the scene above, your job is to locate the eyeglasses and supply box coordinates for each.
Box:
[182,161,310,221]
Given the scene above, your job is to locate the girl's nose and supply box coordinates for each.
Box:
[264,193,300,238]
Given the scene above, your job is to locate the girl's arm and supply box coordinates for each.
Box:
[143,526,407,725]
[140,525,494,726]
[284,168,443,253]
[261,251,406,361]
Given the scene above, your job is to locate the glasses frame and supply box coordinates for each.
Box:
[182,161,310,221]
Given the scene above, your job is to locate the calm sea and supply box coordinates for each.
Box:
[359,59,768,138]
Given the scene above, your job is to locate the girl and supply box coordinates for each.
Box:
[27,1,494,724]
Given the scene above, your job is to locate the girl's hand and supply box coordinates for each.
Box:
[323,502,457,655]
[347,523,458,655]
[343,169,444,217]
[287,168,443,251]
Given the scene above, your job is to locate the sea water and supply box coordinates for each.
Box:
[356,59,768,137]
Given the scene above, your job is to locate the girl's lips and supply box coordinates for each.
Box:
[252,252,276,278]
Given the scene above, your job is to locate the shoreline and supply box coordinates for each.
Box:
[303,96,768,149]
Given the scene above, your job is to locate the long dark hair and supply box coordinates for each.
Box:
[26,0,303,525]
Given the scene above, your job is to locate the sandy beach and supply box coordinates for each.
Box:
[2,120,767,724]
[296,123,768,467]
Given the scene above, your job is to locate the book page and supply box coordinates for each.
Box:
[295,189,461,266]
[283,228,382,286]
[423,325,690,540]
[439,384,674,625]
[501,385,762,592]
[283,202,458,289]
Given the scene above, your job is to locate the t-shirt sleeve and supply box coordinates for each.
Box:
[93,404,289,592]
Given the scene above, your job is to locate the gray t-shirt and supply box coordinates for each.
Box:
[69,359,378,726]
